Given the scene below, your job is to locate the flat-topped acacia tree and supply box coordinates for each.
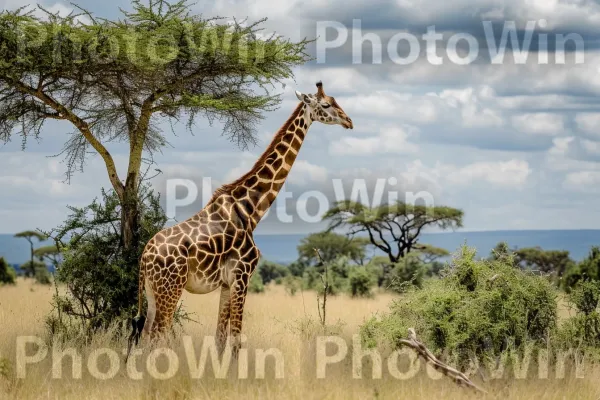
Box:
[0,0,310,262]
[323,200,463,263]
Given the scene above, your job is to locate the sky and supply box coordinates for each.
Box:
[1,0,600,235]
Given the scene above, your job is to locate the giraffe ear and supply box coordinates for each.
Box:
[295,90,304,102]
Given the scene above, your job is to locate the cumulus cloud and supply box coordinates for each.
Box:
[575,113,600,138]
[329,125,418,155]
[2,0,600,233]
[445,159,532,186]
[511,113,565,136]
[564,171,600,192]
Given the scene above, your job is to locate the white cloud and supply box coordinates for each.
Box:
[511,113,565,136]
[287,160,328,185]
[445,159,532,187]
[338,91,439,123]
[329,125,419,155]
[581,139,600,156]
[564,171,600,192]
[437,86,504,128]
[575,113,600,138]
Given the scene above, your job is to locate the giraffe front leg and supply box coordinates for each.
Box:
[215,286,231,356]
[229,266,254,359]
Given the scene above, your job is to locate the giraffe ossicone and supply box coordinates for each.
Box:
[126,81,353,360]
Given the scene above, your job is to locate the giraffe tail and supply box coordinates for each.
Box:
[126,260,146,362]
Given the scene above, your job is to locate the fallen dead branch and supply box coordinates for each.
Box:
[399,328,487,394]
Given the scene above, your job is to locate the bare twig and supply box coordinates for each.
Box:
[314,248,328,328]
[399,328,487,394]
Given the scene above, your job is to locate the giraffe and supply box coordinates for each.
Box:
[126,81,353,360]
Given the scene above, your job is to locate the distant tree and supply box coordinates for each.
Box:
[323,200,463,263]
[19,260,51,284]
[297,231,370,267]
[578,247,600,281]
[348,266,375,298]
[0,0,310,268]
[563,247,600,291]
[489,241,511,261]
[413,243,450,264]
[0,257,16,285]
[34,244,62,269]
[514,246,574,277]
[256,260,288,285]
[14,230,47,277]
[489,242,575,279]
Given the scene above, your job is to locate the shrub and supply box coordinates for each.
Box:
[256,260,289,285]
[570,279,600,315]
[562,247,600,291]
[361,245,558,366]
[556,280,600,351]
[387,255,426,292]
[46,186,168,338]
[19,260,51,285]
[248,272,265,293]
[302,256,350,295]
[0,257,16,285]
[364,254,427,291]
[283,275,303,296]
[348,266,375,298]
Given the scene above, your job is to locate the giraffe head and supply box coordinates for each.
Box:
[295,81,353,129]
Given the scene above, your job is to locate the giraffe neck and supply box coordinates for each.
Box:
[213,102,312,230]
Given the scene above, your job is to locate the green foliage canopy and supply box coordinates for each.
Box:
[0,0,311,254]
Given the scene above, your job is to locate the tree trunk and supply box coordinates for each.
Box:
[121,182,141,265]
[28,240,34,278]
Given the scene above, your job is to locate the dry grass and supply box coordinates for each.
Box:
[0,278,599,400]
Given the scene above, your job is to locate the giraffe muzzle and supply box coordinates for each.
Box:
[343,117,353,129]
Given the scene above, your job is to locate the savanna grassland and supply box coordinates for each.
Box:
[0,279,598,400]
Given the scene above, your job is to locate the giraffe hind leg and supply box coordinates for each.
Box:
[216,285,231,355]
[143,277,156,336]
[149,282,186,340]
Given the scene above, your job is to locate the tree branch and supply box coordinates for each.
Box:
[4,76,125,199]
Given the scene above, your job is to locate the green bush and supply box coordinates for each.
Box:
[348,266,375,298]
[556,280,600,351]
[256,260,289,285]
[570,279,600,315]
[384,254,426,292]
[248,272,265,293]
[364,254,427,292]
[562,247,600,291]
[46,186,168,338]
[0,257,16,285]
[361,245,558,366]
[20,260,51,285]
[302,256,350,295]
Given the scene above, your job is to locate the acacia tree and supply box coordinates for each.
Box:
[14,230,47,277]
[323,200,463,263]
[413,243,450,264]
[0,0,309,263]
[34,244,62,270]
[489,242,574,278]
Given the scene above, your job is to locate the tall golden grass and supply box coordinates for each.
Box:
[0,278,598,399]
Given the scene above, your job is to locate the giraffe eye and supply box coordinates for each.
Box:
[321,103,331,108]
